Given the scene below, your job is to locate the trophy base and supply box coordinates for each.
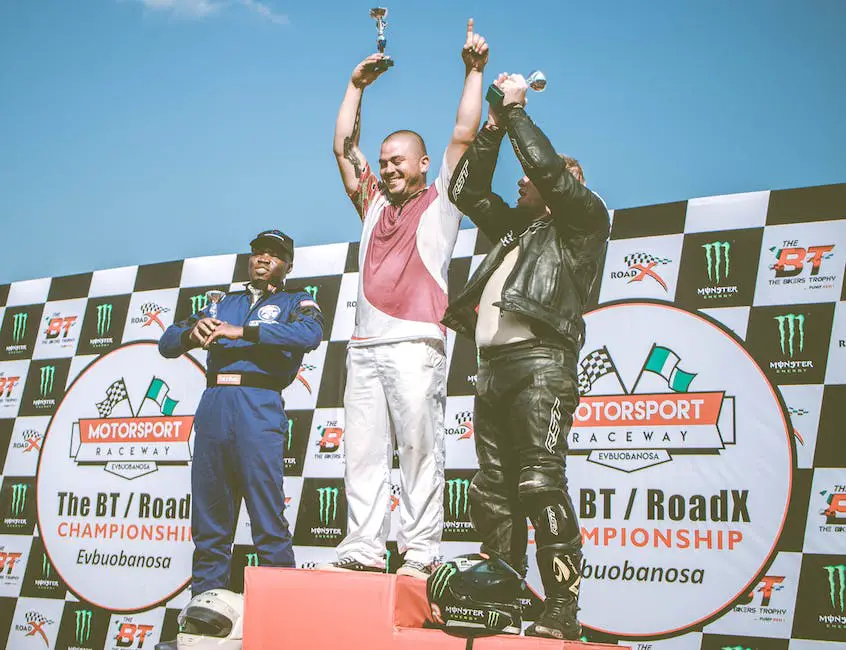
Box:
[486,84,505,107]
[366,58,394,73]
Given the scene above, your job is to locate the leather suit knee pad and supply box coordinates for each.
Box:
[517,472,580,547]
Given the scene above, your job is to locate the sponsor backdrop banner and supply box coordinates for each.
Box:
[0,183,843,649]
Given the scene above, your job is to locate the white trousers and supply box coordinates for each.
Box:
[336,339,446,567]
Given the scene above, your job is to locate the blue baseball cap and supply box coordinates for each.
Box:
[250,229,294,261]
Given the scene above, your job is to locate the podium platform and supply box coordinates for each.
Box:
[243,567,625,650]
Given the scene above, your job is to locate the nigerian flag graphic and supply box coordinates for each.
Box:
[644,346,696,392]
[145,377,179,415]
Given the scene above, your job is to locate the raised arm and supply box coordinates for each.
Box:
[445,19,489,174]
[498,75,609,236]
[333,54,390,219]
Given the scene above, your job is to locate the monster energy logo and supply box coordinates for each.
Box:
[286,419,293,450]
[429,563,457,599]
[824,564,846,613]
[75,609,93,644]
[41,553,52,578]
[317,487,338,525]
[12,312,28,343]
[39,365,55,397]
[191,294,208,313]
[96,304,113,336]
[702,241,731,283]
[304,285,319,301]
[487,610,501,629]
[446,479,470,518]
[10,483,27,517]
[245,553,259,567]
[774,313,805,357]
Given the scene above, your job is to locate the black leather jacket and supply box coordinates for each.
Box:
[442,106,610,350]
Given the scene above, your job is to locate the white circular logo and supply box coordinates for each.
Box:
[36,342,205,611]
[257,305,281,322]
[546,302,793,638]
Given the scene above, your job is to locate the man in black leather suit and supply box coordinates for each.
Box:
[443,72,610,640]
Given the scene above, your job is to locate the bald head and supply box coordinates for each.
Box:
[383,130,428,157]
[378,130,431,204]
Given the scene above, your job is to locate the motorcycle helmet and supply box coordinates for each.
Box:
[426,554,524,636]
[177,589,244,649]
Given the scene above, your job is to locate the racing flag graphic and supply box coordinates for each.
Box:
[139,302,170,330]
[95,379,129,418]
[577,347,618,395]
[144,377,178,416]
[24,611,53,645]
[642,345,696,392]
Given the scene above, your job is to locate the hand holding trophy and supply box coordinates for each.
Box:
[364,7,394,73]
[486,70,547,107]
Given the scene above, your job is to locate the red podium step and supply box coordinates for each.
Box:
[243,567,626,650]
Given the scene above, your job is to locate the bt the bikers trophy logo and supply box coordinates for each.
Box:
[42,313,78,350]
[565,302,792,639]
[571,343,735,472]
[316,423,344,455]
[114,620,156,648]
[820,486,846,527]
[734,575,787,621]
[610,252,673,292]
[768,240,836,290]
[68,375,193,479]
[699,241,739,300]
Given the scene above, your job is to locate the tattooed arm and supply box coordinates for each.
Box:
[333,53,390,219]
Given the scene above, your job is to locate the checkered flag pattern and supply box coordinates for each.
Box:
[623,252,672,267]
[95,378,129,418]
[0,182,843,650]
[577,346,616,395]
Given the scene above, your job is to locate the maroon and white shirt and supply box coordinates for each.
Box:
[349,153,462,346]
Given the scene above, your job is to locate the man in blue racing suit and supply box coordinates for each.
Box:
[159,229,323,596]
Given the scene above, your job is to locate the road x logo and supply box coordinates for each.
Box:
[132,302,172,331]
[571,342,735,472]
[69,375,193,479]
[610,253,672,292]
[16,611,55,646]
[446,411,474,439]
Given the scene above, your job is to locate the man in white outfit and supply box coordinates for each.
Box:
[321,19,489,579]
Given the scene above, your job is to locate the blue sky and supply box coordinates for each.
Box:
[1,0,844,284]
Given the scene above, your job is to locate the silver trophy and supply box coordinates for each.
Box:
[205,290,226,319]
[365,7,394,73]
[486,70,547,106]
